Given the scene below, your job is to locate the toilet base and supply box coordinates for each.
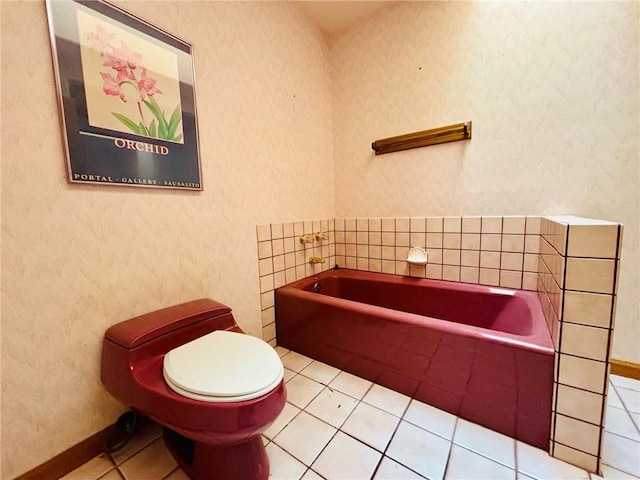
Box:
[163,428,269,480]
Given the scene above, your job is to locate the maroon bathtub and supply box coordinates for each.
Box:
[275,269,554,449]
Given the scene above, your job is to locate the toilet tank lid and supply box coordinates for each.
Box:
[105,299,233,349]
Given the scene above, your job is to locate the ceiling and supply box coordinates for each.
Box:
[294,1,394,34]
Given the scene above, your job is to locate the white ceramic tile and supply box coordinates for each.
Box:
[516,440,589,480]
[461,217,481,233]
[608,386,626,409]
[61,454,114,480]
[301,361,341,385]
[410,217,426,233]
[555,414,601,456]
[453,418,515,468]
[284,368,297,383]
[479,268,500,286]
[631,411,640,433]
[480,251,501,268]
[500,270,522,289]
[560,323,610,362]
[427,217,444,232]
[605,406,640,441]
[553,443,598,473]
[503,216,526,235]
[374,457,425,479]
[342,402,401,452]
[312,431,382,480]
[403,399,456,440]
[565,258,617,294]
[274,411,337,466]
[611,376,640,392]
[369,218,382,231]
[396,218,410,232]
[602,432,640,477]
[501,252,524,271]
[481,233,502,251]
[559,354,608,394]
[443,234,462,251]
[306,387,359,428]
[524,235,540,254]
[517,474,535,480]
[617,387,640,414]
[460,267,479,284]
[502,234,525,253]
[482,216,503,234]
[461,233,481,250]
[286,374,325,408]
[556,384,604,425]
[363,384,410,417]
[567,224,619,259]
[329,371,372,400]
[525,217,541,235]
[265,402,301,439]
[282,351,314,373]
[118,438,177,480]
[386,421,451,480]
[443,217,462,233]
[445,444,515,479]
[600,464,640,479]
[301,468,324,479]
[266,442,307,480]
[563,291,613,328]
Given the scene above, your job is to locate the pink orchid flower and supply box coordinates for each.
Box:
[111,41,143,71]
[103,53,135,81]
[138,70,162,101]
[100,72,126,102]
[85,25,114,57]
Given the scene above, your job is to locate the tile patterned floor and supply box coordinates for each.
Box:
[64,348,640,480]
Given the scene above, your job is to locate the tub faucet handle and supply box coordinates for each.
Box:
[315,231,329,241]
[299,234,314,244]
[309,256,325,265]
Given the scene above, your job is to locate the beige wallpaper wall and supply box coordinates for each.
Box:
[0,1,334,477]
[331,2,639,363]
[2,1,639,478]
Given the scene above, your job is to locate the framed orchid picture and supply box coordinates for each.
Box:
[46,0,202,190]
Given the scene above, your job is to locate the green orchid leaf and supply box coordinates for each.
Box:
[138,122,149,136]
[158,119,168,139]
[112,112,141,134]
[149,119,157,138]
[167,105,182,138]
[144,98,169,136]
[172,133,182,142]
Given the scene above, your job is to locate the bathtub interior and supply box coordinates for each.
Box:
[302,274,536,336]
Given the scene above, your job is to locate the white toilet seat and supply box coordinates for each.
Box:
[163,330,284,403]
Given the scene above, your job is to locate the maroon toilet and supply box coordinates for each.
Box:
[101,299,286,480]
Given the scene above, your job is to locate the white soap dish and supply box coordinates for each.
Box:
[407,246,428,265]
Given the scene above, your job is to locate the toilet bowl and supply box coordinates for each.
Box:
[101,299,287,480]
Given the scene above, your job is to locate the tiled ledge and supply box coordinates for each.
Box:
[539,215,623,473]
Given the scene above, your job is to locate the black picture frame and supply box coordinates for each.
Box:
[46,0,202,190]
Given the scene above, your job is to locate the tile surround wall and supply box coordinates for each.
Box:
[258,214,624,474]
[257,219,336,345]
[333,215,540,290]
[538,216,623,473]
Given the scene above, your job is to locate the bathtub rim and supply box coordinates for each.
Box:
[275,268,554,357]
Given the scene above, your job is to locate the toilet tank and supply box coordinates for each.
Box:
[105,298,239,351]
[101,298,242,405]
